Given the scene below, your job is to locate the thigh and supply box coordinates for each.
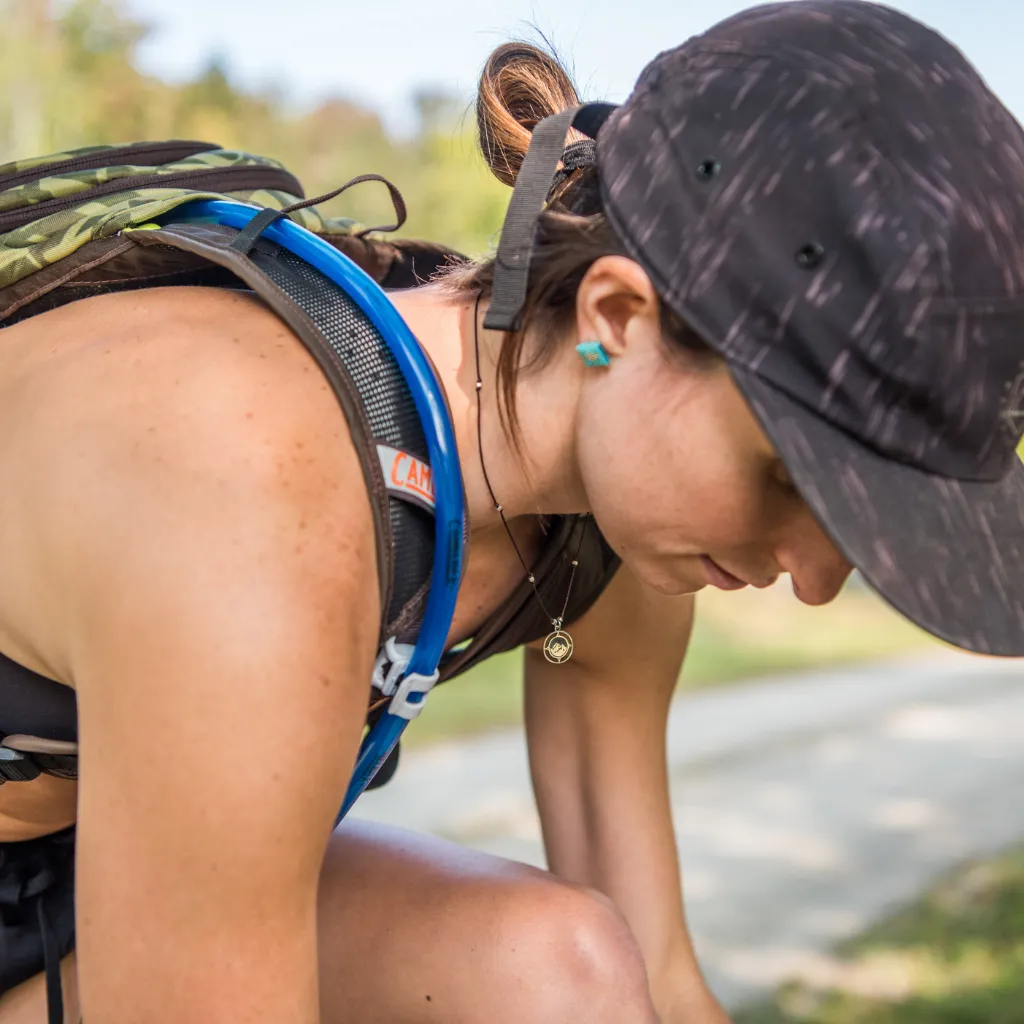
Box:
[1,822,655,1024]
[317,819,657,1024]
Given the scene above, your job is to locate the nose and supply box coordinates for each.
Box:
[774,511,854,606]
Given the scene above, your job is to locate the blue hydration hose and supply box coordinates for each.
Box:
[165,200,465,821]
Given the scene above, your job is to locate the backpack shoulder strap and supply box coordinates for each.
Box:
[130,221,443,641]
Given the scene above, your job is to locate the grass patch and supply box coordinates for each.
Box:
[406,582,938,747]
[409,647,526,747]
[735,846,1024,1024]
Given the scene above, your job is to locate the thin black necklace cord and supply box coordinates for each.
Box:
[472,294,588,634]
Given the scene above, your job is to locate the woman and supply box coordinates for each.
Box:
[2,1,1023,1021]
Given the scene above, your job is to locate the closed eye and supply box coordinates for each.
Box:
[772,460,800,499]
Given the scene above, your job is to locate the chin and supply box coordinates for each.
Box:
[626,554,707,597]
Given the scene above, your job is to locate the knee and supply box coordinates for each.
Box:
[490,881,658,1023]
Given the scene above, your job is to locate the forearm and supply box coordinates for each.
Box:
[526,572,732,1021]
[657,974,734,1024]
[536,733,724,1020]
[527,671,727,1021]
[536,726,683,966]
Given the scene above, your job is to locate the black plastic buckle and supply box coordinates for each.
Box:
[33,753,78,781]
[0,747,42,783]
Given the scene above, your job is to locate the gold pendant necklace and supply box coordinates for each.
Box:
[473,296,587,664]
[543,627,574,664]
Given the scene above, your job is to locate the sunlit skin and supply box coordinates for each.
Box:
[394,255,852,604]
[0,258,851,1023]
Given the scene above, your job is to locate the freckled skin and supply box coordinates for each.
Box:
[0,266,851,1023]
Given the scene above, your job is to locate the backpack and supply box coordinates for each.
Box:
[0,139,468,798]
[0,139,456,324]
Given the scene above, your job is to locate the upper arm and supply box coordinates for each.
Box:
[61,306,380,1022]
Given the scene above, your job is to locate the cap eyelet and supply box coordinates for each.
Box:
[795,242,825,269]
[696,159,721,182]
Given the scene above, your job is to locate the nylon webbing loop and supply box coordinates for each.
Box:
[484,102,617,333]
[230,173,408,256]
[229,207,287,255]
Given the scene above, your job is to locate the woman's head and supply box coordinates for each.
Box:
[448,44,847,601]
[451,37,858,605]
[563,253,855,604]
[449,1,1024,655]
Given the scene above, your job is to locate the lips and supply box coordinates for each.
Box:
[700,555,749,591]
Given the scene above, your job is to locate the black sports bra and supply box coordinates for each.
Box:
[0,652,77,742]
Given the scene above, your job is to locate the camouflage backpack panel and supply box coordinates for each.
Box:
[0,140,459,325]
[0,141,370,295]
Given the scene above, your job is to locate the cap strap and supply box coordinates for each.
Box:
[484,102,617,332]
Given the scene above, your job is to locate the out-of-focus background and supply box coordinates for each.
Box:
[4,1,1023,1019]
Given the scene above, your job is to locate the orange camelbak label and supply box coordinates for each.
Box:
[377,445,435,510]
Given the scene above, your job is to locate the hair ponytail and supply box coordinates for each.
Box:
[476,43,581,188]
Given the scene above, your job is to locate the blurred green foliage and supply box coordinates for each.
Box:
[0,0,509,256]
[736,845,1024,1024]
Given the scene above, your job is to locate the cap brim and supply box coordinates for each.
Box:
[730,367,1024,656]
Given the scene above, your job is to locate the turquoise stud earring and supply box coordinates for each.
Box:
[575,340,611,367]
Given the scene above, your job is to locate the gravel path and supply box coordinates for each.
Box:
[354,650,1024,1010]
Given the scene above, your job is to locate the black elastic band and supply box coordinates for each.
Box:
[561,139,597,171]
[550,139,599,195]
[36,896,64,1024]
[484,102,617,332]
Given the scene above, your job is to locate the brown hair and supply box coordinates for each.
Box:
[443,42,713,444]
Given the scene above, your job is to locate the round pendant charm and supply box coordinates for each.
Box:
[543,630,574,664]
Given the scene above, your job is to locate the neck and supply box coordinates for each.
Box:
[386,284,589,533]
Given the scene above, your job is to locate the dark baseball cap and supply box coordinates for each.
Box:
[488,0,1024,656]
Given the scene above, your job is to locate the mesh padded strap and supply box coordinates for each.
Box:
[484,102,617,332]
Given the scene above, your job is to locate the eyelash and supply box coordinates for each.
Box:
[771,462,800,498]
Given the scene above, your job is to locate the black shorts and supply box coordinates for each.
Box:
[0,827,76,997]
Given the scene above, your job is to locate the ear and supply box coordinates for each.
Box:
[575,256,661,358]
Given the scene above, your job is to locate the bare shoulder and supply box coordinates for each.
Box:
[0,286,379,680]
[4,291,389,1019]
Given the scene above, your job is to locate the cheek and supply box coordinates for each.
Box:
[672,449,770,542]
[574,366,673,531]
[575,367,771,572]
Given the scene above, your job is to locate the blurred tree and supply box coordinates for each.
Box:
[0,0,508,256]
[0,0,58,158]
[402,88,508,255]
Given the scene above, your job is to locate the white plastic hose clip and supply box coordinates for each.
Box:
[371,637,440,720]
